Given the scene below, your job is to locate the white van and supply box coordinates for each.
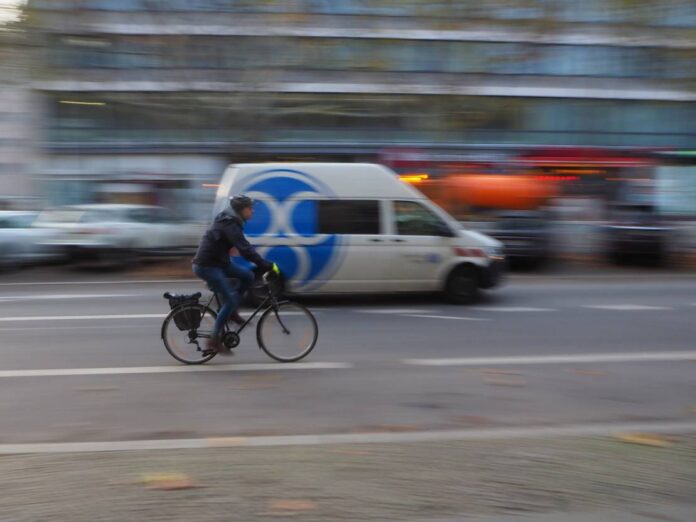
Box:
[214,163,505,303]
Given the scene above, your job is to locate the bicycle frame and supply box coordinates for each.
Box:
[205,278,288,337]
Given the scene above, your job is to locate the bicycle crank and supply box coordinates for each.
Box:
[223,331,240,349]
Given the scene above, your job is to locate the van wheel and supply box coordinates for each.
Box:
[444,266,479,304]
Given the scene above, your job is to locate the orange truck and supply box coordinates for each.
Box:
[413,173,558,218]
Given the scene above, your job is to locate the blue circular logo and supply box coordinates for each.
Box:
[238,168,344,292]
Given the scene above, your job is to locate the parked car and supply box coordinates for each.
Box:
[0,211,59,270]
[487,211,552,269]
[601,203,674,265]
[34,204,202,268]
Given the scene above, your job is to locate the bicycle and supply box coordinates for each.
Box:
[161,270,318,365]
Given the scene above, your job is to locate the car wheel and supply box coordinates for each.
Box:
[444,265,479,304]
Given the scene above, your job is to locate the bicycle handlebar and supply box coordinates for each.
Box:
[262,263,281,284]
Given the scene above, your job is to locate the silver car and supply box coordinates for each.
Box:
[0,211,59,269]
[35,204,203,267]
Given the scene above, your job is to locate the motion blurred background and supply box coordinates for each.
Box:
[1,0,695,270]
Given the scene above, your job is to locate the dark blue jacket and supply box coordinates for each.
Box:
[193,210,270,270]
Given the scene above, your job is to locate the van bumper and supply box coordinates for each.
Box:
[479,259,506,289]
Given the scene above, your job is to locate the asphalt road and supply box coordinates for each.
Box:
[0,270,695,445]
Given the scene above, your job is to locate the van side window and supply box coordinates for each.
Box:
[318,200,380,235]
[394,201,450,236]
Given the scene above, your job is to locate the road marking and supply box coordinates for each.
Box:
[403,351,696,367]
[0,362,353,379]
[0,314,164,322]
[0,293,140,302]
[582,304,673,311]
[404,314,489,321]
[473,306,557,313]
[2,421,696,454]
[355,308,433,314]
[0,325,150,332]
[0,279,199,287]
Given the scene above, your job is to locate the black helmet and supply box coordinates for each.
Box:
[229,194,254,213]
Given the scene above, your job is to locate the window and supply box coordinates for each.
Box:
[81,209,123,223]
[156,207,182,223]
[394,201,450,236]
[317,200,380,235]
[127,208,156,223]
[10,214,37,228]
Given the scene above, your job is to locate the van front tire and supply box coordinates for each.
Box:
[444,265,479,304]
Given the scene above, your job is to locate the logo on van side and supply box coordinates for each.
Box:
[237,168,345,292]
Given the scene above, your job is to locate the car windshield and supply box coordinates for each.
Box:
[80,209,128,223]
[34,209,85,225]
[0,214,37,228]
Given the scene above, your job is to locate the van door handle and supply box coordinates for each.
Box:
[392,238,406,243]
[369,238,383,242]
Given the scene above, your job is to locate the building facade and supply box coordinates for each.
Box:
[0,28,42,208]
[24,0,696,217]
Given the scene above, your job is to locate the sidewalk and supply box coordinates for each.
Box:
[2,435,694,521]
[430,504,695,521]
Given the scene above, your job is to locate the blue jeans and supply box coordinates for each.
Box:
[192,262,254,339]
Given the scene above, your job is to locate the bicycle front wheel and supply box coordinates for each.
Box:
[161,304,218,365]
[256,301,318,362]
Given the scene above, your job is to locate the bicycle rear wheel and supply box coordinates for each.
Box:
[256,301,318,362]
[161,304,218,364]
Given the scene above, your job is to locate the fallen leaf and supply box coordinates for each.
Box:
[139,473,199,490]
[207,437,247,448]
[615,433,672,447]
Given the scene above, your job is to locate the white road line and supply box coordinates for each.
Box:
[2,421,696,454]
[355,308,433,314]
[0,362,353,379]
[0,293,141,302]
[403,351,696,367]
[0,279,199,286]
[0,314,164,322]
[582,304,673,311]
[404,314,489,321]
[473,306,557,313]
[0,325,151,332]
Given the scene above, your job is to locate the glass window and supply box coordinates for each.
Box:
[317,200,380,235]
[35,208,85,225]
[81,209,123,223]
[9,214,37,228]
[394,200,450,236]
[127,208,155,223]
[156,207,180,223]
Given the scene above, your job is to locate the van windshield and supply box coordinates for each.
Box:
[395,201,450,236]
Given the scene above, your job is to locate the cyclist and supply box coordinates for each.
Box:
[192,195,273,354]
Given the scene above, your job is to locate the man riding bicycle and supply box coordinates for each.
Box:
[192,195,273,355]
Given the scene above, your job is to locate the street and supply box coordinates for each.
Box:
[1,270,695,520]
[1,273,695,442]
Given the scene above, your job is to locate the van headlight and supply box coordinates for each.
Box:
[487,246,505,260]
